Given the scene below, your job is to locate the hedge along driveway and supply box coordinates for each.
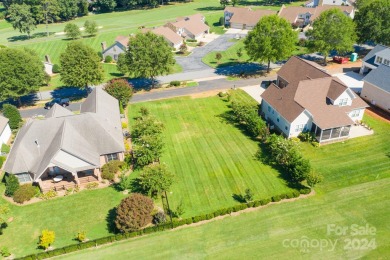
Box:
[128,92,295,217]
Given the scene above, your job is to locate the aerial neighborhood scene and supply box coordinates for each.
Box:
[0,0,389,258]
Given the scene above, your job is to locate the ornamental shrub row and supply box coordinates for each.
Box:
[17,189,309,260]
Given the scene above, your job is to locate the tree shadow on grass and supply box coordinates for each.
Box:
[7,32,55,42]
[216,110,258,141]
[232,193,245,203]
[106,207,118,234]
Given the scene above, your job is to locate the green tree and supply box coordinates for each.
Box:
[96,0,117,12]
[58,0,79,21]
[131,112,164,140]
[8,3,36,38]
[115,193,154,232]
[132,134,164,167]
[354,0,390,45]
[220,0,228,7]
[236,47,243,61]
[119,32,175,87]
[64,23,81,39]
[104,79,133,107]
[60,41,104,88]
[2,104,22,130]
[42,0,60,37]
[84,20,98,36]
[243,188,254,202]
[0,48,46,106]
[306,8,357,65]
[232,0,238,6]
[245,15,297,72]
[137,163,174,197]
[38,230,55,249]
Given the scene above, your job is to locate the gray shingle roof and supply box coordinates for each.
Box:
[46,104,74,118]
[363,65,390,93]
[362,45,389,67]
[4,88,124,180]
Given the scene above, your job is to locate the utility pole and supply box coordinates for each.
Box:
[164,190,174,229]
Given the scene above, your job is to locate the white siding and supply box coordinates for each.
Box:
[334,89,354,106]
[0,124,11,145]
[361,81,390,111]
[262,100,292,137]
[290,111,312,137]
[322,0,348,5]
[348,108,365,121]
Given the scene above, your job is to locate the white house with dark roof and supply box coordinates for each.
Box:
[359,45,390,111]
[0,116,11,146]
[261,57,368,143]
[4,88,125,192]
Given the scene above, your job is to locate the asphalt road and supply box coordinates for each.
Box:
[19,76,275,117]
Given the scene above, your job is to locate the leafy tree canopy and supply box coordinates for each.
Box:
[64,23,81,39]
[137,163,174,197]
[96,0,117,12]
[354,0,390,45]
[244,15,297,72]
[0,48,46,103]
[8,3,36,37]
[84,20,98,36]
[119,32,175,83]
[104,78,133,107]
[60,41,104,88]
[306,8,357,64]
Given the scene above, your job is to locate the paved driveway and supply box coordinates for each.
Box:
[175,33,246,71]
[241,85,267,104]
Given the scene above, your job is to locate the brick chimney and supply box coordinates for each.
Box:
[44,55,52,64]
[101,42,107,51]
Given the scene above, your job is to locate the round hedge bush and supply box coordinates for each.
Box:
[13,184,36,204]
[104,55,113,63]
[52,64,60,74]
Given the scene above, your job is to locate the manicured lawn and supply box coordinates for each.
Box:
[0,185,127,257]
[60,110,390,259]
[128,92,295,217]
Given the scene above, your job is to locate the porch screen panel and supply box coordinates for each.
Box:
[315,126,321,140]
[331,127,341,139]
[322,129,331,140]
[341,126,351,137]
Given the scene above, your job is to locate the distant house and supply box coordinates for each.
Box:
[224,7,276,29]
[0,116,11,146]
[101,35,130,61]
[165,14,210,40]
[152,27,184,50]
[261,56,368,143]
[360,45,390,111]
[4,88,125,192]
[278,5,354,27]
[305,0,355,7]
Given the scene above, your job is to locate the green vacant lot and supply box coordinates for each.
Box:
[61,106,390,259]
[128,92,295,217]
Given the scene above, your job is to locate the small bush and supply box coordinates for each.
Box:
[38,230,55,250]
[121,122,128,129]
[101,160,123,181]
[185,218,193,225]
[299,188,311,195]
[5,174,19,197]
[218,91,227,97]
[105,55,113,63]
[298,38,307,47]
[1,144,10,154]
[169,80,181,87]
[76,231,87,242]
[1,246,10,257]
[311,141,320,147]
[2,104,22,129]
[153,211,166,224]
[271,195,281,202]
[292,190,301,198]
[260,198,271,205]
[285,192,294,199]
[13,184,35,204]
[52,64,60,74]
[39,189,57,200]
[0,156,5,169]
[85,182,99,189]
[186,39,197,42]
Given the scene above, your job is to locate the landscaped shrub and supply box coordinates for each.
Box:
[4,174,19,197]
[186,39,197,42]
[122,122,128,129]
[0,246,10,257]
[105,55,113,63]
[85,182,99,189]
[271,195,281,202]
[1,144,10,154]
[13,184,35,203]
[169,80,181,87]
[39,189,57,200]
[299,188,311,195]
[101,160,123,181]
[0,156,5,169]
[52,64,60,74]
[115,193,154,232]
[307,172,324,187]
[153,211,166,224]
[259,198,271,205]
[38,230,55,250]
[104,79,134,107]
[63,244,80,253]
[2,104,22,129]
[185,218,193,225]
[218,91,227,97]
[76,231,87,242]
[292,190,300,198]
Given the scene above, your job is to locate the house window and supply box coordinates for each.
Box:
[384,59,390,66]
[295,124,305,132]
[106,153,118,162]
[268,105,271,112]
[15,173,32,183]
[338,98,348,106]
[351,110,360,117]
[376,56,383,64]
[285,125,288,131]
[276,115,280,122]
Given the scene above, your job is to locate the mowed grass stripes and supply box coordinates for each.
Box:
[129,93,293,217]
